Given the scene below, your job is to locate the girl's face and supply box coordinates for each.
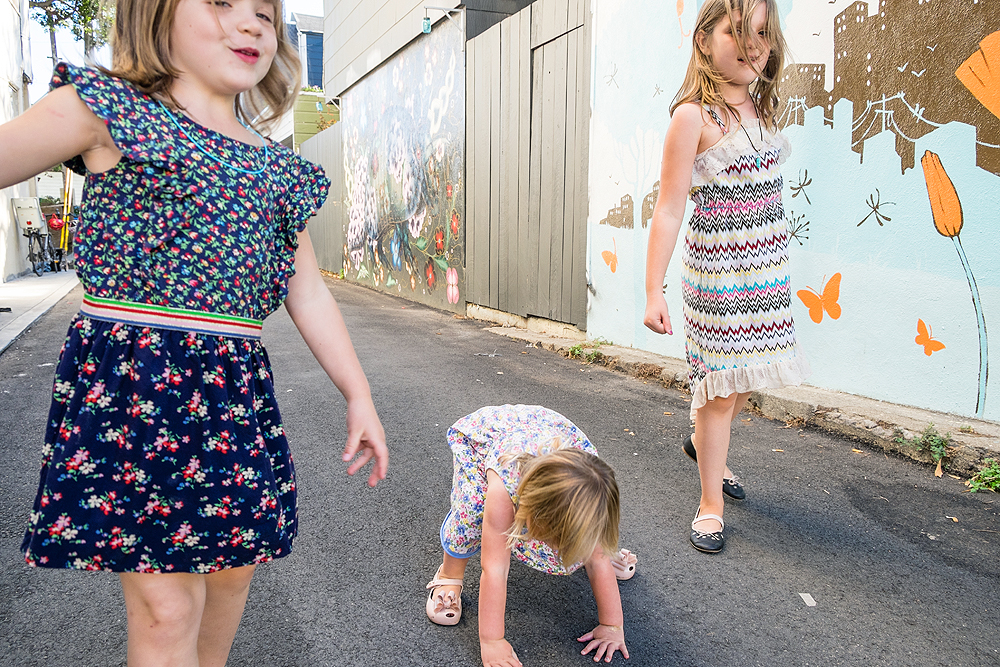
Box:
[698,3,771,90]
[170,0,278,99]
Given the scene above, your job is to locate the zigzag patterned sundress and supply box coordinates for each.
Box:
[681,106,810,418]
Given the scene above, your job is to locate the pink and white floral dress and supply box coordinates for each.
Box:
[439,404,597,575]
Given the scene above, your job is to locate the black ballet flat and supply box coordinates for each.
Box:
[690,512,725,554]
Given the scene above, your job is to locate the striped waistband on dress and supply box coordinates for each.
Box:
[80,294,263,340]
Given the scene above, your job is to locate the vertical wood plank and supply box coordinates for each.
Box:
[536,41,558,318]
[547,35,568,321]
[571,17,591,326]
[516,9,532,317]
[488,24,502,309]
[526,43,543,316]
[561,28,579,324]
[498,18,511,313]
[474,36,492,306]
[465,39,477,303]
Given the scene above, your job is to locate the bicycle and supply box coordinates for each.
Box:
[24,227,60,276]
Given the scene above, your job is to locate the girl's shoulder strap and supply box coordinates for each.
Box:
[702,104,729,134]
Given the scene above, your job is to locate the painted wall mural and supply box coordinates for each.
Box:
[339,18,465,311]
[588,0,1000,421]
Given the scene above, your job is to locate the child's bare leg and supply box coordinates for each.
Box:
[196,565,256,667]
[120,571,206,667]
[693,391,751,479]
[435,552,470,599]
[730,392,750,421]
[692,393,742,531]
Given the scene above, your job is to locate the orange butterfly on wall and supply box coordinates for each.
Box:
[602,238,618,273]
[797,272,842,324]
[915,319,946,356]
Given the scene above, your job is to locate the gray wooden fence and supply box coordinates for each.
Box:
[299,126,345,273]
[466,0,591,327]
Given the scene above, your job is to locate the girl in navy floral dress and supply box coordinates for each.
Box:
[0,0,388,664]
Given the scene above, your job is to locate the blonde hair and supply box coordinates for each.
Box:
[670,0,787,131]
[104,0,301,131]
[505,447,620,568]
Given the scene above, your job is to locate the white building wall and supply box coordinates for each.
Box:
[0,0,32,282]
[324,0,462,98]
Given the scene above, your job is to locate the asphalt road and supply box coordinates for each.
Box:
[1,278,998,667]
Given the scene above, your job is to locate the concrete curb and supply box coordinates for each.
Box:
[483,325,1000,480]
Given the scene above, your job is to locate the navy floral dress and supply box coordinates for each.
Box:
[21,64,329,573]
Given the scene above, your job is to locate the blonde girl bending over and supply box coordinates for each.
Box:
[426,405,637,666]
[644,0,809,553]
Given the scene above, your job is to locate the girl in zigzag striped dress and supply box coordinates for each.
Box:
[644,0,810,553]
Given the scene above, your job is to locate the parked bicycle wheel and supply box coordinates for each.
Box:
[28,232,47,276]
[43,234,61,273]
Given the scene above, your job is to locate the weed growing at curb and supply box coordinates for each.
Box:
[959,425,976,434]
[895,424,953,464]
[967,459,1000,493]
[567,338,609,363]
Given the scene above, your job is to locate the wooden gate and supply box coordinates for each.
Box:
[300,127,345,274]
[466,0,590,327]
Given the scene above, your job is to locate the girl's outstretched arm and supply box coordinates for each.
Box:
[578,547,629,663]
[284,230,388,487]
[0,85,120,189]
[643,102,705,336]
[480,470,521,667]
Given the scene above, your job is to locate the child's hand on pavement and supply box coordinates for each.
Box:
[342,396,388,487]
[578,624,629,662]
[481,638,522,667]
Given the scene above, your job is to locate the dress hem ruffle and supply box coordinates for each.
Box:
[688,349,811,419]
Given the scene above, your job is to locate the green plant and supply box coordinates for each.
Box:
[959,425,975,434]
[567,338,609,362]
[967,459,1000,493]
[911,424,953,463]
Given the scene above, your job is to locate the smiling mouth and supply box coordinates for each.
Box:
[232,48,260,62]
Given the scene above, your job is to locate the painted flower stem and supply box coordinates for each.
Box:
[953,235,988,417]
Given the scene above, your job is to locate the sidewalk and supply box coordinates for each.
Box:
[0,271,79,355]
[484,323,1000,478]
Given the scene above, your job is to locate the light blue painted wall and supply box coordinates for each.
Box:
[587,0,1000,421]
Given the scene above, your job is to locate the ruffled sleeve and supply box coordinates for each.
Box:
[279,150,331,235]
[263,146,331,313]
[50,62,173,174]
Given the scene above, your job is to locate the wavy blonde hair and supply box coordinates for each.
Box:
[670,0,787,130]
[104,0,300,131]
[504,445,620,568]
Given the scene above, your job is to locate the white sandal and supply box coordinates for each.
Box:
[611,548,638,580]
[425,564,464,625]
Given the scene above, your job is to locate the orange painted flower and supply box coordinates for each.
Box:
[920,151,963,238]
[956,30,1000,121]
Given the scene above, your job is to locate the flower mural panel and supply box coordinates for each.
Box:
[340,19,465,311]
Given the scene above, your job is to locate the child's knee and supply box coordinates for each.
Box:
[205,564,256,596]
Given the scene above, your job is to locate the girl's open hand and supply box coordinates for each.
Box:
[343,397,388,487]
[643,294,673,335]
[481,638,522,667]
[578,625,629,662]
